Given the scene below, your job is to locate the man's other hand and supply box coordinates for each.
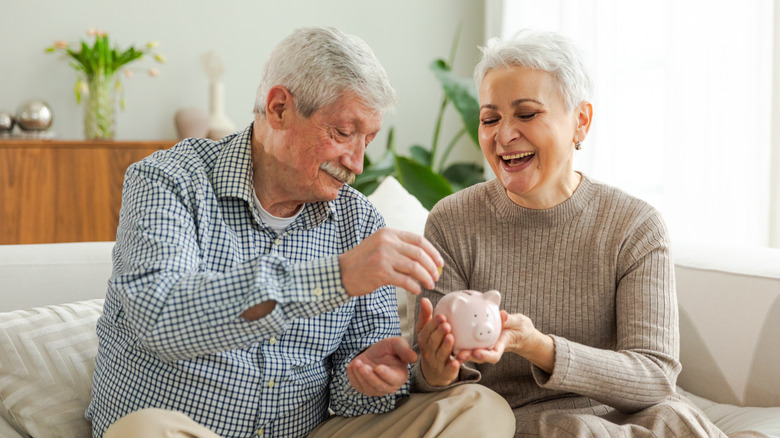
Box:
[346,336,417,397]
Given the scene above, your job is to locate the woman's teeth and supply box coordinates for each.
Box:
[502,152,534,166]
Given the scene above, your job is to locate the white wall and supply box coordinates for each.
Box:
[0,0,485,165]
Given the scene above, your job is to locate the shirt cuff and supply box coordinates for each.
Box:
[279,255,351,319]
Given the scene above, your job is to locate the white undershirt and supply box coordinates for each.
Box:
[253,195,302,234]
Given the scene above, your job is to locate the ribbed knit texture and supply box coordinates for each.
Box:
[414,173,683,413]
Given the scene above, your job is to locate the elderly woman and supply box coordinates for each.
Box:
[413,30,731,437]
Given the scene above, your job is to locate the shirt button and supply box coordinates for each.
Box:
[312,287,323,297]
[273,238,281,246]
[257,429,263,436]
[269,337,277,345]
[267,379,275,388]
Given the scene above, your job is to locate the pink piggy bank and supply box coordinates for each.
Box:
[433,290,502,353]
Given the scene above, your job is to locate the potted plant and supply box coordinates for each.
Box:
[353,28,484,210]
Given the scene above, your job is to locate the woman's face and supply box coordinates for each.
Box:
[478,66,590,209]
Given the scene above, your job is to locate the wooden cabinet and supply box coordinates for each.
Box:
[0,139,177,244]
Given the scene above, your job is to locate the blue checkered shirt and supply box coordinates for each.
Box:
[86,125,406,438]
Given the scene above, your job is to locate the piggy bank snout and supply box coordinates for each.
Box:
[473,321,497,341]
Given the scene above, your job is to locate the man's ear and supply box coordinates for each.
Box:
[265,85,292,129]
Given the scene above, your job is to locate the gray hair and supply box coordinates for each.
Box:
[254,27,398,118]
[474,29,593,111]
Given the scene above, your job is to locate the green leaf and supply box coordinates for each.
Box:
[430,59,481,149]
[395,155,453,210]
[352,179,381,196]
[442,162,485,191]
[353,148,397,196]
[409,145,432,166]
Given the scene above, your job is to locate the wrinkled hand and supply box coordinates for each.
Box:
[456,311,555,374]
[347,337,418,397]
[339,228,443,297]
[416,298,462,387]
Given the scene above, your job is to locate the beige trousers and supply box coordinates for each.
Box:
[103,384,514,438]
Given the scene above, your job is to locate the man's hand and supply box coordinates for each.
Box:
[346,337,418,396]
[416,298,462,387]
[339,228,443,297]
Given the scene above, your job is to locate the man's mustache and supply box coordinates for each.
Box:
[320,162,356,185]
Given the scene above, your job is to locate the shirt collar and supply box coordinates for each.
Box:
[211,123,338,229]
[211,124,255,203]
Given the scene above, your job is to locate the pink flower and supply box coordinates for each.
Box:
[124,69,134,79]
[54,40,68,49]
[148,67,160,77]
[86,28,97,37]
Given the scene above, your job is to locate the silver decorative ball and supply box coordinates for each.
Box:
[16,99,53,131]
[0,111,14,132]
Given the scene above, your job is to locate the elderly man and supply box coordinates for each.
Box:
[86,27,513,438]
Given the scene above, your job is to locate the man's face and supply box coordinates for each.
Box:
[272,93,383,204]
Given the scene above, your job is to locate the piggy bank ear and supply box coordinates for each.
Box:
[434,294,468,316]
[447,295,469,315]
[484,290,501,306]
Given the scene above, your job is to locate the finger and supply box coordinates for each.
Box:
[391,254,438,291]
[357,363,394,396]
[396,231,444,269]
[435,332,456,364]
[384,269,426,295]
[389,337,418,364]
[416,298,434,334]
[392,233,442,283]
[419,315,448,353]
[471,347,504,364]
[373,364,407,389]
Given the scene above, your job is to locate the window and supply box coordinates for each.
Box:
[487,0,774,247]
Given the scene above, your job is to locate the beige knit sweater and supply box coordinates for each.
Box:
[412,173,682,413]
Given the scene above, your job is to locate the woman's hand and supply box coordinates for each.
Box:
[416,298,462,387]
[457,310,555,374]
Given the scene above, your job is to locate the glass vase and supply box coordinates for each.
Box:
[83,74,117,140]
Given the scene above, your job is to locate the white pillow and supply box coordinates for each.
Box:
[366,176,428,237]
[0,300,104,437]
[678,387,780,437]
[367,176,430,342]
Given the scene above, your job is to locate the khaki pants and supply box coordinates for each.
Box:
[104,384,515,438]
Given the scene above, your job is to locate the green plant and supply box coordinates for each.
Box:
[45,29,165,107]
[353,27,484,210]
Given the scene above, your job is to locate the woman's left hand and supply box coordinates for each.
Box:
[457,310,555,373]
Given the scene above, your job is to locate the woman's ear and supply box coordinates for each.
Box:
[265,85,292,129]
[575,101,593,142]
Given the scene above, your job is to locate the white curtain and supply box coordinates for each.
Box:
[487,0,774,248]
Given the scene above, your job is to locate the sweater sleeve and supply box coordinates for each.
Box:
[532,210,681,413]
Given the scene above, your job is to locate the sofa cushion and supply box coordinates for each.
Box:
[366,176,429,342]
[678,387,780,437]
[0,242,113,312]
[0,299,104,437]
[674,241,780,408]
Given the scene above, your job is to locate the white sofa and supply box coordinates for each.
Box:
[1,177,779,437]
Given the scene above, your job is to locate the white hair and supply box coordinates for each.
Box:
[474,29,593,111]
[254,27,398,117]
